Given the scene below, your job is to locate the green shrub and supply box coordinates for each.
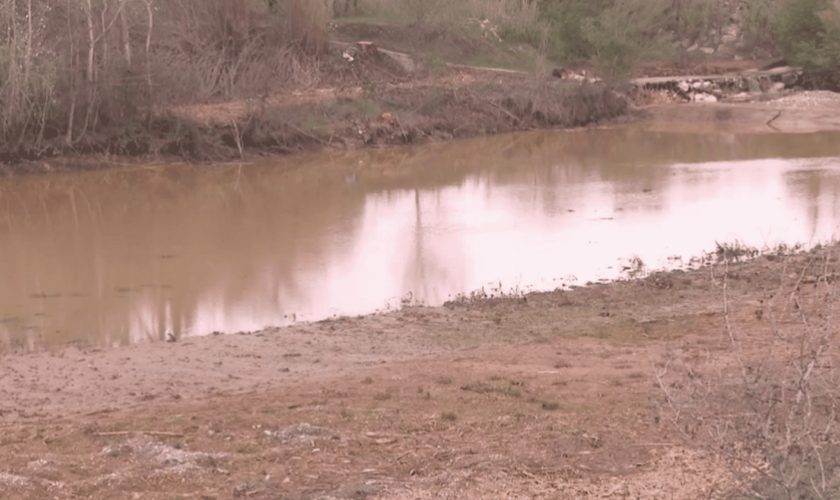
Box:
[584,0,672,80]
[539,0,600,62]
[773,0,840,90]
[539,0,671,80]
[740,0,780,53]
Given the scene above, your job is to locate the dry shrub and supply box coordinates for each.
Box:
[220,0,252,52]
[289,0,328,55]
[657,247,840,500]
[501,81,627,128]
[0,0,63,153]
[359,0,539,29]
[151,0,324,103]
[0,0,331,159]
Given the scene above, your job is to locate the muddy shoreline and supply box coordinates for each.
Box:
[0,243,811,424]
[1,241,834,499]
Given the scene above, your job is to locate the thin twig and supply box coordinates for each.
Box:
[95,431,184,437]
[231,120,244,159]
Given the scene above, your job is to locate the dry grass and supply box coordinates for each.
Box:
[358,0,540,29]
[289,0,328,55]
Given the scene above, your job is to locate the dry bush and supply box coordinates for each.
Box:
[152,0,322,103]
[358,0,539,30]
[657,246,840,500]
[0,0,333,159]
[330,0,360,17]
[289,0,328,55]
[500,81,628,128]
[0,0,63,153]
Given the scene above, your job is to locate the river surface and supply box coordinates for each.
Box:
[3,127,840,351]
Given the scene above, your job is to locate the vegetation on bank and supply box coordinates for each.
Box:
[0,0,839,163]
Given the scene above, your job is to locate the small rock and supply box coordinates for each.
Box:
[692,93,718,103]
[759,77,771,92]
[781,72,798,87]
[687,44,699,52]
[700,47,715,55]
[728,92,752,102]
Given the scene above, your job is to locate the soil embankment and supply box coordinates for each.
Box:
[2,243,836,499]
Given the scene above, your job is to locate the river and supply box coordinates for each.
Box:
[2,126,840,350]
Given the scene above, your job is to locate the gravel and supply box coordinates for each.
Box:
[758,90,840,109]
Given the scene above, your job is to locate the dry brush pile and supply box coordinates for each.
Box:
[657,245,840,500]
[0,0,332,161]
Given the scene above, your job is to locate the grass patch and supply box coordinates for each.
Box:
[529,397,561,411]
[502,386,522,397]
[541,401,561,411]
[440,411,458,421]
[373,392,394,401]
[328,98,385,119]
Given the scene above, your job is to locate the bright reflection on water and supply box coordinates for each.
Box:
[2,127,840,350]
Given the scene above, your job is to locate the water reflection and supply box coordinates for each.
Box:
[2,128,840,350]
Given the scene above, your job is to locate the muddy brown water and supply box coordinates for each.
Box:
[2,127,840,351]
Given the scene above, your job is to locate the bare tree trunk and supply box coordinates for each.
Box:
[120,7,131,65]
[101,5,108,75]
[144,0,153,92]
[84,0,95,82]
[10,0,18,112]
[24,0,31,85]
[66,97,76,144]
[1,0,19,137]
[65,0,76,144]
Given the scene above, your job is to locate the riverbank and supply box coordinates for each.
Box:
[2,63,630,176]
[8,68,840,178]
[2,241,837,499]
[4,13,840,175]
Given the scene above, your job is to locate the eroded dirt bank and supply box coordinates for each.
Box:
[2,243,836,499]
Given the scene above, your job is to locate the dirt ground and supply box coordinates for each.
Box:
[3,241,838,500]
